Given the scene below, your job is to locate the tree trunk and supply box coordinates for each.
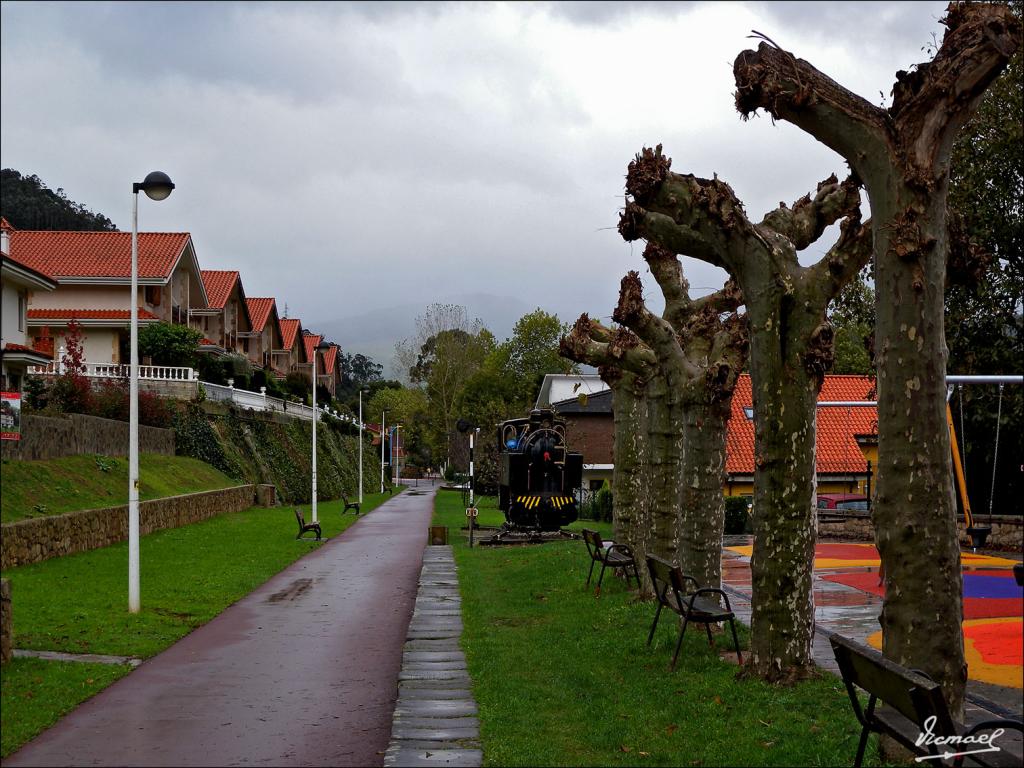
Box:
[678,397,731,591]
[871,185,966,712]
[610,374,649,555]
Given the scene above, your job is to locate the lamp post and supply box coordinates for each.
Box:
[311,339,332,523]
[358,388,369,503]
[390,424,402,487]
[128,171,174,614]
[380,409,388,493]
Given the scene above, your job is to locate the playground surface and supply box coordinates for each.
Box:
[723,541,1024,695]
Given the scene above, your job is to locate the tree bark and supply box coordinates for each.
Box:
[620,149,872,680]
[732,1,1020,710]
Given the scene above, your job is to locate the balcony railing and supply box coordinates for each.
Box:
[28,361,198,381]
[201,381,363,427]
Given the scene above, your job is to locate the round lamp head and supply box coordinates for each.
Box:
[140,171,175,201]
[316,340,332,352]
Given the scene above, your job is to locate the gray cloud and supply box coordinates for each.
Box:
[1,0,950,367]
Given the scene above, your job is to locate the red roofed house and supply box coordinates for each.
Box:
[274,317,308,377]
[301,331,340,398]
[551,373,878,499]
[2,218,207,366]
[1,223,58,392]
[196,270,252,356]
[244,297,284,374]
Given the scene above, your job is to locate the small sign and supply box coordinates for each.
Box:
[466,507,478,518]
[1,391,22,441]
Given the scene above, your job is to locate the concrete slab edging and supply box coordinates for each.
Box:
[385,545,482,768]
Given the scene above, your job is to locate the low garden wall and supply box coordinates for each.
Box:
[1,483,277,569]
[818,511,1023,552]
[0,413,175,461]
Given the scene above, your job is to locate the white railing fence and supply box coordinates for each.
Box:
[199,380,363,427]
[28,359,198,382]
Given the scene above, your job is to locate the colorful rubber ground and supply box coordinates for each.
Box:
[726,542,1024,689]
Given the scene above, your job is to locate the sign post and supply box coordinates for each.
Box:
[467,506,478,548]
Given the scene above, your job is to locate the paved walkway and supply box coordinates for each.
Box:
[7,487,438,768]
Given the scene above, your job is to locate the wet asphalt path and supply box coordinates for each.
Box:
[6,487,437,767]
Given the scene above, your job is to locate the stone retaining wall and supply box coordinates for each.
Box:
[1,484,271,569]
[819,511,1023,552]
[1,579,10,664]
[0,413,175,461]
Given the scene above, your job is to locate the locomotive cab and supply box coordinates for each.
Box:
[497,408,583,531]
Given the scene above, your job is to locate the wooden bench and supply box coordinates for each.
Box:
[830,633,1022,767]
[342,494,361,516]
[645,554,742,670]
[294,509,322,540]
[581,528,640,595]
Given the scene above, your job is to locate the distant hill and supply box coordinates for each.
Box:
[1,169,118,231]
[309,292,536,379]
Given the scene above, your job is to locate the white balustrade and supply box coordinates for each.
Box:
[28,361,197,382]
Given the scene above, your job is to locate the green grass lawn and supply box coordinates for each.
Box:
[434,490,870,767]
[1,453,238,524]
[0,488,400,757]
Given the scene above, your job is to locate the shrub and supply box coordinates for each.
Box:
[49,321,92,414]
[595,480,613,523]
[724,495,752,535]
[91,379,130,422]
[138,322,202,368]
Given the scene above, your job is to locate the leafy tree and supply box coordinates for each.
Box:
[946,8,1023,519]
[1,169,117,231]
[502,308,578,404]
[138,322,202,368]
[829,268,875,375]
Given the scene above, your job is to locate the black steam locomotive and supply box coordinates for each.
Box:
[497,408,583,532]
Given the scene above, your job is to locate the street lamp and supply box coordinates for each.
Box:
[311,339,332,523]
[380,408,388,493]
[358,388,369,503]
[128,171,175,614]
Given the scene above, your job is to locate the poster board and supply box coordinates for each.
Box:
[1,391,22,441]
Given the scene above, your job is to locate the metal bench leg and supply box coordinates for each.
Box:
[586,559,596,587]
[705,623,714,648]
[729,618,742,664]
[596,561,609,596]
[671,615,690,671]
[630,563,641,591]
[853,724,870,768]
[647,603,663,646]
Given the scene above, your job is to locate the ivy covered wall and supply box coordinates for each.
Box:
[172,403,380,504]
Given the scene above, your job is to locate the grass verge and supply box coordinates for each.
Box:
[1,453,238,524]
[1,658,131,758]
[0,488,400,757]
[434,490,870,767]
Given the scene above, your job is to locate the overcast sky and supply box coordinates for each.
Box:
[1,0,951,350]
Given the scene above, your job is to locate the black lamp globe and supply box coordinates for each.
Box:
[136,171,175,201]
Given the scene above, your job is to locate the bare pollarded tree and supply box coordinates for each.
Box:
[560,316,659,593]
[732,1,1020,709]
[621,148,872,681]
[561,256,747,596]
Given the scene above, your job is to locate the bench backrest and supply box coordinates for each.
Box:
[294,509,306,527]
[830,634,956,735]
[581,529,604,559]
[646,554,696,608]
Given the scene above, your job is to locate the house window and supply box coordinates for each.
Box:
[145,286,161,306]
[242,338,249,353]
[18,291,26,331]
[203,317,209,331]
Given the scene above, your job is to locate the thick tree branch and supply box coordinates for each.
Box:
[807,215,875,300]
[559,313,656,378]
[642,241,694,328]
[890,3,1021,181]
[691,278,744,316]
[759,173,862,250]
[613,271,699,379]
[733,41,891,180]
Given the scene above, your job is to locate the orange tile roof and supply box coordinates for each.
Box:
[26,308,160,321]
[245,297,276,332]
[303,333,323,365]
[200,270,240,309]
[322,344,338,373]
[726,374,876,476]
[8,230,190,280]
[279,318,302,350]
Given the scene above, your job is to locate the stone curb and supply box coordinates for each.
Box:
[385,545,481,767]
